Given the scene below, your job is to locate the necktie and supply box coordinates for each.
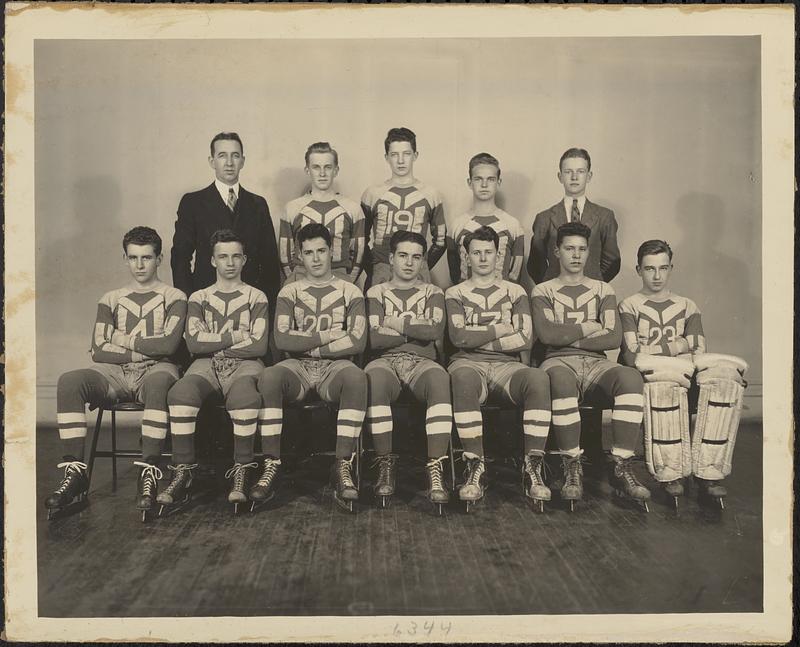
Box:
[571,199,580,223]
[227,187,237,212]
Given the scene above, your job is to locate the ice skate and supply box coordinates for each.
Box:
[695,476,727,510]
[372,454,397,509]
[522,453,551,513]
[156,463,197,516]
[459,456,486,513]
[249,457,281,512]
[425,456,450,515]
[560,453,584,512]
[609,454,651,512]
[45,460,89,520]
[133,461,163,523]
[225,462,258,514]
[332,456,359,513]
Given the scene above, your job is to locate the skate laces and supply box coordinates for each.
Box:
[54,461,87,493]
[225,462,258,489]
[133,461,163,497]
[426,456,446,491]
[464,457,485,486]
[614,456,642,488]
[372,454,397,484]
[523,453,546,486]
[163,463,197,494]
[338,455,356,488]
[255,457,281,487]
[562,454,584,487]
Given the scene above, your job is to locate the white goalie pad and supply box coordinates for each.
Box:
[635,354,695,388]
[642,382,691,482]
[692,354,747,480]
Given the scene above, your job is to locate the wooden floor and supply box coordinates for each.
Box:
[36,417,763,617]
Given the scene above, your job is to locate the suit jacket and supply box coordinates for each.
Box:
[526,198,621,284]
[171,183,282,317]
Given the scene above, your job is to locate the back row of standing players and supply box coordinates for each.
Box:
[45,128,747,519]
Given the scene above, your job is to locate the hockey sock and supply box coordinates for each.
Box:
[327,366,367,459]
[411,366,453,459]
[450,366,484,458]
[546,366,581,454]
[227,376,261,464]
[366,366,400,456]
[508,367,552,455]
[168,374,216,464]
[56,368,111,461]
[256,365,304,460]
[139,369,177,463]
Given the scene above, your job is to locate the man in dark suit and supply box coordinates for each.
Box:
[527,148,621,285]
[171,132,281,320]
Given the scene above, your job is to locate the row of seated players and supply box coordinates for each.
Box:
[45,221,747,519]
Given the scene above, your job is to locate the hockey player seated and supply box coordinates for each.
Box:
[257,222,367,512]
[619,239,747,508]
[532,222,650,511]
[445,226,552,511]
[45,226,187,521]
[364,230,452,512]
[161,229,270,514]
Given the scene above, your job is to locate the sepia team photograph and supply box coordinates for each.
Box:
[3,3,794,644]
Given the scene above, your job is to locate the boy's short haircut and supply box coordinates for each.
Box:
[468,152,501,178]
[384,127,417,154]
[304,142,339,167]
[555,221,592,248]
[636,239,674,266]
[210,132,244,157]
[389,229,427,255]
[463,225,500,253]
[296,222,332,249]
[210,228,246,254]
[123,226,162,256]
[559,147,592,172]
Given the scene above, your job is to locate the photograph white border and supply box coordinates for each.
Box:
[4,3,794,642]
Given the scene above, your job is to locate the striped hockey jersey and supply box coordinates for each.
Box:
[186,283,269,359]
[361,182,446,265]
[367,281,445,361]
[531,277,621,360]
[91,282,187,365]
[618,291,706,366]
[280,194,366,275]
[445,280,532,363]
[446,209,525,283]
[275,276,367,360]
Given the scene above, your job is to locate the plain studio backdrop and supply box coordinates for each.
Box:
[34,37,761,423]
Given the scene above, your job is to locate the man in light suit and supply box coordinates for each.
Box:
[171,132,282,323]
[527,148,621,285]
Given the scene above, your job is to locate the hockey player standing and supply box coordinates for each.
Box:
[446,153,524,285]
[279,142,366,285]
[619,240,747,509]
[45,227,187,521]
[361,127,447,286]
[257,222,368,512]
[446,226,552,511]
[161,229,269,514]
[364,230,453,513]
[532,221,649,511]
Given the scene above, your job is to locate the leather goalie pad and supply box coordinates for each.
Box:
[643,382,691,482]
[692,376,745,480]
[635,354,696,389]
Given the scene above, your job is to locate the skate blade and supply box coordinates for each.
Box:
[46,495,90,521]
[334,494,356,513]
[157,494,192,518]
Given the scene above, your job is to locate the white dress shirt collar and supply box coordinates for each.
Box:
[215,180,240,206]
[563,195,587,219]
